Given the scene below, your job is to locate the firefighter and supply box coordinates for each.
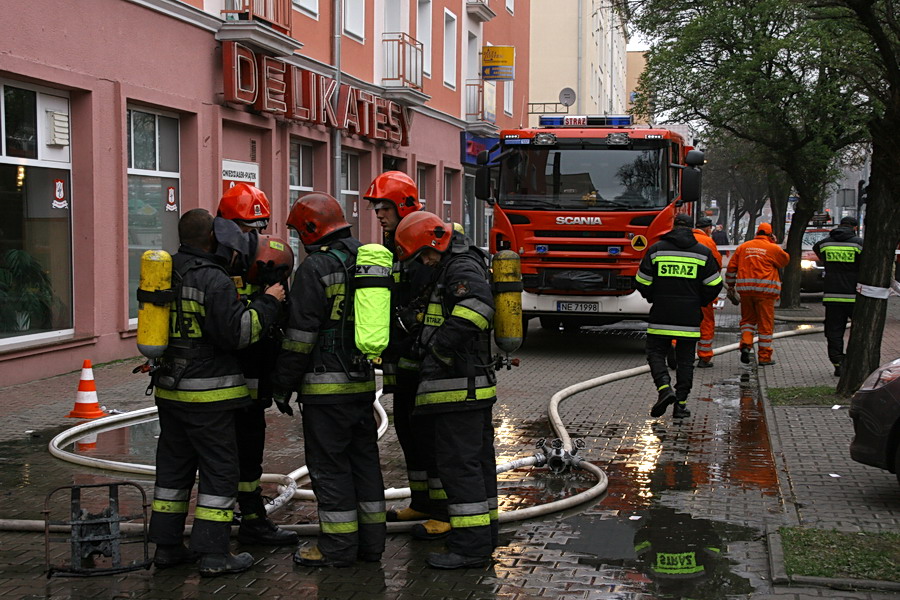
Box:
[692,217,723,368]
[725,223,790,366]
[149,209,285,577]
[362,171,447,537]
[394,211,498,569]
[215,183,298,547]
[636,213,723,419]
[271,193,386,568]
[813,216,863,376]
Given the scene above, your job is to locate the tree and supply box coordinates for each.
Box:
[629,0,869,308]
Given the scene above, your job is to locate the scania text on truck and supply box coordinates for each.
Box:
[474,115,704,330]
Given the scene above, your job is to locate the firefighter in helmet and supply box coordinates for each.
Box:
[394,211,498,569]
[215,183,298,547]
[271,193,386,567]
[363,171,446,537]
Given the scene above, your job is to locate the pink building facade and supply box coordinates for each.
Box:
[0,0,530,386]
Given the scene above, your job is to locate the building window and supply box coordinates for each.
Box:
[127,107,180,322]
[443,170,455,221]
[504,80,514,116]
[417,0,432,76]
[341,151,360,220]
[344,0,365,41]
[417,165,428,210]
[443,10,457,89]
[506,0,514,14]
[0,82,73,343]
[294,0,318,18]
[288,141,314,260]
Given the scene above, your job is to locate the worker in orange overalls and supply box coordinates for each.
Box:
[725,223,790,366]
[693,217,723,368]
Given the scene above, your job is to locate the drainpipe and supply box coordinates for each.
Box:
[577,0,583,114]
[332,0,343,203]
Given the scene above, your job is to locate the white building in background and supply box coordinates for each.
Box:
[528,0,628,124]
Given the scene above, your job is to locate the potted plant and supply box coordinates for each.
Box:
[0,249,54,332]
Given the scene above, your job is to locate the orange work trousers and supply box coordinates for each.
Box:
[739,294,776,362]
[697,303,716,361]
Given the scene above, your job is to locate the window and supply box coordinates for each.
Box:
[443,170,455,221]
[443,10,457,88]
[504,80,514,116]
[293,0,318,18]
[344,0,365,40]
[417,165,428,209]
[417,0,432,76]
[127,107,180,321]
[341,151,360,220]
[0,82,73,343]
[288,141,314,261]
[506,0,514,14]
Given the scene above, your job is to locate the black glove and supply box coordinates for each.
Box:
[257,259,291,287]
[272,391,294,416]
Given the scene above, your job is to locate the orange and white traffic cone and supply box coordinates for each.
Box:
[75,432,98,451]
[66,359,108,419]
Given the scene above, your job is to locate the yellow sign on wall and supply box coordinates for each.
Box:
[481,45,515,81]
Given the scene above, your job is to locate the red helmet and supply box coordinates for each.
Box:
[218,183,271,228]
[287,192,351,246]
[363,171,421,218]
[394,211,452,262]
[246,234,295,285]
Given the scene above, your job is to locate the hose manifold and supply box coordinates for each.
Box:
[535,438,586,474]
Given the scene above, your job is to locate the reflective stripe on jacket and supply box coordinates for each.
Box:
[725,235,790,298]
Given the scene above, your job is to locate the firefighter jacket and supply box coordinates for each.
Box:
[271,235,376,404]
[635,227,723,338]
[155,245,282,410]
[692,229,723,268]
[414,232,496,414]
[725,234,790,298]
[234,281,282,402]
[813,226,863,303]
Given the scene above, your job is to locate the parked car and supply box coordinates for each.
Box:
[849,357,900,486]
[798,227,830,293]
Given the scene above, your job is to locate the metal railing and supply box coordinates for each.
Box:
[466,79,496,124]
[221,0,292,35]
[382,32,423,90]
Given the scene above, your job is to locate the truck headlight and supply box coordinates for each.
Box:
[800,259,816,269]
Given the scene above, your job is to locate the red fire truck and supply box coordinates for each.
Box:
[474,115,704,330]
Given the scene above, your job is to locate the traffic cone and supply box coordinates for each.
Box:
[66,360,108,419]
[75,432,98,451]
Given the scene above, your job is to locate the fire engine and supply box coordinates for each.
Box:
[474,115,704,330]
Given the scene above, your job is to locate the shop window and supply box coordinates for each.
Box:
[344,0,365,41]
[0,81,73,344]
[417,0,432,76]
[288,141,314,261]
[443,170,455,221]
[443,10,457,88]
[127,107,180,322]
[341,151,359,220]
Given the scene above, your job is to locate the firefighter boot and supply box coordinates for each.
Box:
[426,551,490,569]
[237,516,299,546]
[833,363,842,377]
[696,358,713,368]
[153,543,198,569]
[386,507,430,522]
[650,385,676,418]
[672,402,691,419]
[410,519,451,540]
[292,544,353,568]
[740,347,751,364]
[198,552,254,577]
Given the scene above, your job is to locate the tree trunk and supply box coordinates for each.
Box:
[780,203,816,308]
[837,131,900,395]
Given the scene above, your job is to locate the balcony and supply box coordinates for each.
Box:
[466,0,497,23]
[381,33,430,106]
[466,79,498,135]
[222,0,292,35]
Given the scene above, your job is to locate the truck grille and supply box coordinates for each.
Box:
[534,230,627,238]
[523,269,636,293]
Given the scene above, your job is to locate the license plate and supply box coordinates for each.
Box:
[557,301,599,313]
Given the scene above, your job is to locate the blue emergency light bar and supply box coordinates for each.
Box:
[538,115,633,127]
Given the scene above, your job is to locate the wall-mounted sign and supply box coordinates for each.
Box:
[222,159,259,194]
[481,45,515,81]
[165,187,178,212]
[223,42,411,146]
[51,178,68,209]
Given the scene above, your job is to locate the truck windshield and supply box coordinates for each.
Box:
[498,144,668,211]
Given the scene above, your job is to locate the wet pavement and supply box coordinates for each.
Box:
[1,299,900,598]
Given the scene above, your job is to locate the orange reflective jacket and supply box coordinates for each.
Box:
[692,229,723,267]
[725,235,790,298]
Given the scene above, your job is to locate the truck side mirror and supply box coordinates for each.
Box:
[476,150,490,166]
[681,167,701,203]
[475,166,493,202]
[685,150,705,167]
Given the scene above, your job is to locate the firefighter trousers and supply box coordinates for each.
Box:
[302,400,386,562]
[824,302,854,365]
[647,334,697,402]
[235,401,267,521]
[739,295,776,362]
[149,404,239,554]
[392,368,440,515]
[697,304,716,362]
[425,407,498,558]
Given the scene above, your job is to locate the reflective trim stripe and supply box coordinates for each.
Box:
[283,339,315,353]
[451,305,491,330]
[650,250,708,263]
[489,508,499,520]
[429,489,449,500]
[658,384,670,391]
[635,273,652,285]
[409,470,428,481]
[647,328,700,338]
[322,521,358,533]
[238,309,261,348]
[181,286,205,304]
[358,501,386,524]
[358,501,386,513]
[244,377,259,392]
[320,272,346,287]
[819,241,862,250]
[173,375,246,390]
[417,375,495,394]
[156,384,250,403]
[824,293,856,302]
[154,487,190,501]
[300,380,376,395]
[449,514,491,528]
[397,358,421,370]
[410,481,428,491]
[301,371,373,384]
[319,510,358,534]
[737,278,782,285]
[194,507,234,522]
[448,501,489,516]
[198,494,236,509]
[152,500,189,513]
[635,540,651,552]
[456,297,495,321]
[179,299,204,317]
[428,478,444,489]
[284,328,318,343]
[704,274,723,286]
[417,385,497,406]
[648,323,699,333]
[238,480,260,492]
[735,285,781,294]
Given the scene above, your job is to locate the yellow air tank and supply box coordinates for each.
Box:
[490,250,524,354]
[136,250,173,359]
